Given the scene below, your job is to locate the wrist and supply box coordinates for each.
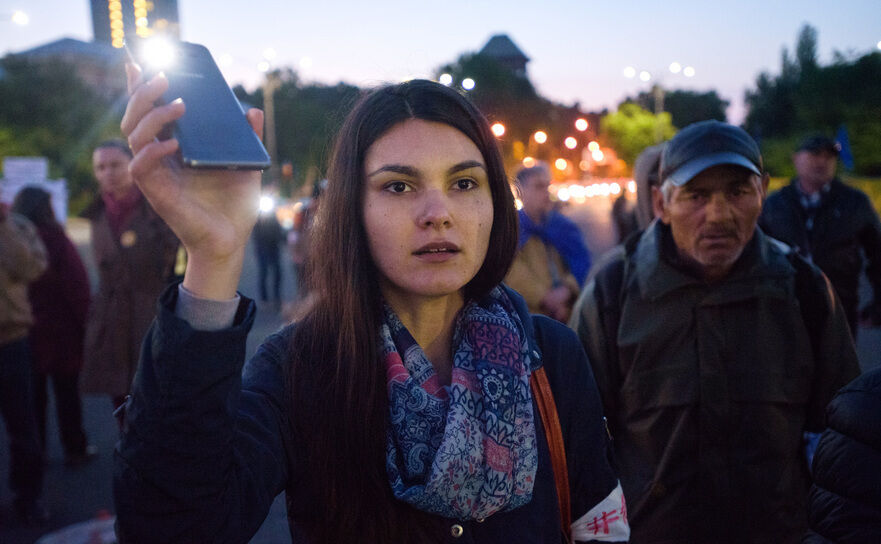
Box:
[182,247,245,301]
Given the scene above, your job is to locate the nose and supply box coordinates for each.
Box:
[418,189,452,229]
[705,192,734,223]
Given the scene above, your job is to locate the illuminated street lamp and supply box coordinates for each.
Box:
[439,73,453,86]
[624,62,696,142]
[554,158,568,171]
[491,123,506,137]
[4,9,29,25]
[533,131,548,144]
[461,78,475,91]
[522,156,536,168]
[574,118,588,132]
[564,137,577,150]
[587,141,600,152]
[876,40,881,50]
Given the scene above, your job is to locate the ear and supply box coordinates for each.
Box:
[652,186,669,224]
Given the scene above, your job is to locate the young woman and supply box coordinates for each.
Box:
[114,65,628,543]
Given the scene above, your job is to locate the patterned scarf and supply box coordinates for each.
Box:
[382,287,537,520]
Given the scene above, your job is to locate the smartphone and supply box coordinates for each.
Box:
[126,39,271,170]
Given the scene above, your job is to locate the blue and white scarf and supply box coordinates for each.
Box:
[382,287,537,520]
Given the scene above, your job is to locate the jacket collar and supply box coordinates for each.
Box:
[634,221,794,300]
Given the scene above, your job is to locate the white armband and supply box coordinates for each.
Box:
[571,481,630,542]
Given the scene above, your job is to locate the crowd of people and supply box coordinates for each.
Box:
[1,65,880,543]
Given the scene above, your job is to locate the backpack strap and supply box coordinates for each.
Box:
[530,366,571,540]
[788,250,829,354]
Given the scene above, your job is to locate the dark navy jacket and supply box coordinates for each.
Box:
[804,368,881,544]
[113,285,620,543]
[760,178,881,332]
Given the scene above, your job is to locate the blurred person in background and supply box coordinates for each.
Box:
[760,135,881,338]
[288,179,326,301]
[80,140,179,421]
[0,201,49,524]
[505,162,591,322]
[253,192,285,305]
[12,186,96,467]
[584,144,666,285]
[633,143,666,231]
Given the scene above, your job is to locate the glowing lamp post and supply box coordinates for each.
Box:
[3,9,28,25]
[624,62,695,142]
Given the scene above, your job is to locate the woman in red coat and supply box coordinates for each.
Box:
[12,186,96,466]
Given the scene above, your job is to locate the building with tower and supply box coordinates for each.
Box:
[90,0,180,48]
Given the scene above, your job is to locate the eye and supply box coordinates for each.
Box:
[455,178,478,190]
[383,181,410,193]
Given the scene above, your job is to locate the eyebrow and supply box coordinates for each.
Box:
[366,160,486,179]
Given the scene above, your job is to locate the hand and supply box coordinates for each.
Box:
[539,285,574,322]
[121,63,263,300]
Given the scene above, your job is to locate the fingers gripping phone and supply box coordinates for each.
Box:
[126,39,271,170]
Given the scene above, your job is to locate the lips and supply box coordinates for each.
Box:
[413,241,461,255]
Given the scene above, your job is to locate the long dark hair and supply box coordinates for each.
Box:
[12,186,56,228]
[289,79,518,542]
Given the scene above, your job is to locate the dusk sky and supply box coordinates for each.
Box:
[2,0,880,123]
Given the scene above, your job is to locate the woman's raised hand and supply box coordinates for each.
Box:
[121,63,263,300]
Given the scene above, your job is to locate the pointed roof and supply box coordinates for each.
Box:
[479,34,530,64]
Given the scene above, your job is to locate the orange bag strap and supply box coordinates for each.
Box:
[530,366,572,538]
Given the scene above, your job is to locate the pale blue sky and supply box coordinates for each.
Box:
[2,0,880,123]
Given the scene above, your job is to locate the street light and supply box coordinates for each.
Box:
[461,78,475,91]
[574,118,588,132]
[439,73,453,86]
[6,9,28,25]
[491,123,506,137]
[533,131,547,144]
[564,137,577,150]
[624,62,696,142]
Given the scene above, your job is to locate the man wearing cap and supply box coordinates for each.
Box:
[760,135,881,337]
[570,121,860,543]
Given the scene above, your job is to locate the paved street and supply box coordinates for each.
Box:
[1,196,877,543]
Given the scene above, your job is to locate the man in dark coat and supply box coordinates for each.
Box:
[80,140,179,416]
[571,121,860,543]
[760,135,881,338]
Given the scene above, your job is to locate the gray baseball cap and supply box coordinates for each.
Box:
[660,120,763,186]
